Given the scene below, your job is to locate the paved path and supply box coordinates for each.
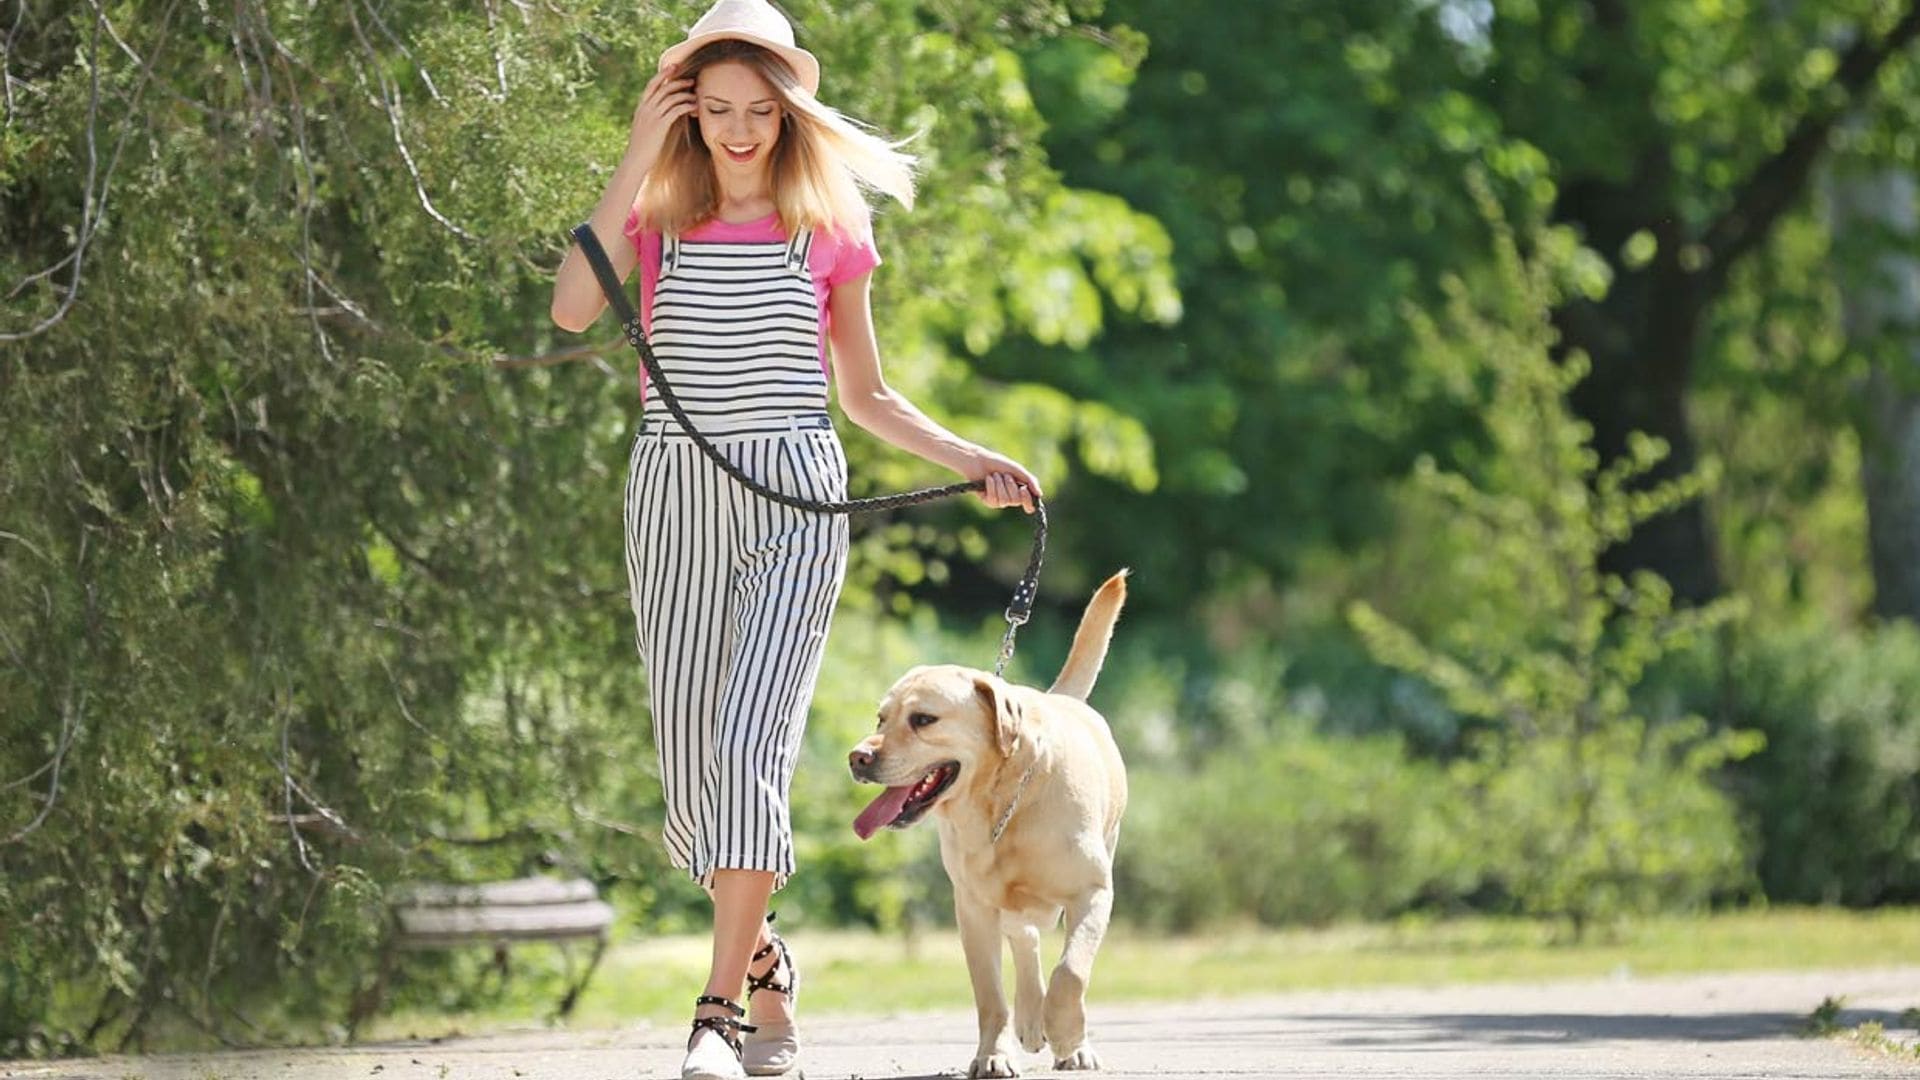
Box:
[8,967,1920,1079]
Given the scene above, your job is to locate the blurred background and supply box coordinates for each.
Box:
[6,0,1920,1058]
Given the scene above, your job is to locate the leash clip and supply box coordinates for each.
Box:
[1002,580,1035,627]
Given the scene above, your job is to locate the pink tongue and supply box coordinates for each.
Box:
[853,785,916,840]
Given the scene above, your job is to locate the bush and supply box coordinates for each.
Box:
[1647,619,1920,906]
[1114,731,1478,929]
[1345,172,1757,933]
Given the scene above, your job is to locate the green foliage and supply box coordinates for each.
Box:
[1806,995,1848,1036]
[1345,174,1756,933]
[0,0,1174,1055]
[7,0,1920,1056]
[1648,617,1920,907]
[1115,730,1476,929]
[1010,0,1554,611]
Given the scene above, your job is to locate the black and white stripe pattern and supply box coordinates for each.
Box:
[622,225,851,890]
[643,229,827,435]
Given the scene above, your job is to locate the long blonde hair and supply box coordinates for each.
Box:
[636,39,917,237]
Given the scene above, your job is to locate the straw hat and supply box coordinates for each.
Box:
[657,0,821,96]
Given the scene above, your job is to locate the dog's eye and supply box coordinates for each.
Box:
[909,712,939,730]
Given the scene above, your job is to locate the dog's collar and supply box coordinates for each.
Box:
[989,753,1041,846]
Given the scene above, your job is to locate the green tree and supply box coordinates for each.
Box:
[1017,0,1920,627]
[0,0,1173,1054]
[1346,175,1757,934]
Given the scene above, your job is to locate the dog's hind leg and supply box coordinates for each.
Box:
[1004,916,1047,1053]
[958,894,1020,1078]
[1044,885,1112,1070]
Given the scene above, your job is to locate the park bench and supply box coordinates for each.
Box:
[347,875,616,1038]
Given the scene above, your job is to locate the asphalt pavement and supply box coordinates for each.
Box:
[8,966,1920,1079]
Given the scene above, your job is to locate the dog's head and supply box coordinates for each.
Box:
[848,663,1027,839]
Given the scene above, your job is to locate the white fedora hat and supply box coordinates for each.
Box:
[657,0,820,95]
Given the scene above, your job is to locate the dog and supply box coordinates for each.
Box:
[849,569,1130,1078]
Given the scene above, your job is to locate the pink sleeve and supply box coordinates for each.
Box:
[817,210,881,289]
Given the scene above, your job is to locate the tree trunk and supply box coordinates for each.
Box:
[1826,163,1920,621]
[1538,4,1920,610]
[1551,158,1726,607]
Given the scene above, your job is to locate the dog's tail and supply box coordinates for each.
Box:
[1046,569,1130,701]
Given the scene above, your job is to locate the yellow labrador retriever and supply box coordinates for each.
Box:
[849,569,1130,1078]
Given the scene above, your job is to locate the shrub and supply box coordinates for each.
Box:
[1114,731,1477,928]
[1345,172,1757,934]
[1647,619,1920,906]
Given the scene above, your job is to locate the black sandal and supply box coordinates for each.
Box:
[742,912,801,1076]
[745,911,798,1001]
[686,994,757,1067]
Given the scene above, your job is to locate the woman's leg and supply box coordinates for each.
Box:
[697,875,788,1024]
[700,869,775,1007]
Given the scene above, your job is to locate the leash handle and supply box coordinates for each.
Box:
[568,220,1046,651]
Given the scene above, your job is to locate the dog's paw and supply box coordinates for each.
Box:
[1054,1046,1101,1071]
[969,1052,1020,1078]
[1016,1012,1047,1053]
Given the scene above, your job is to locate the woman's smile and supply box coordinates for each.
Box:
[697,59,782,174]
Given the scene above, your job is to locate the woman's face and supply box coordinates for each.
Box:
[694,59,782,178]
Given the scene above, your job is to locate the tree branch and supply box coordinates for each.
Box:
[279,705,322,875]
[2,0,184,341]
[483,0,509,101]
[1,0,25,123]
[297,298,626,378]
[1698,1,1920,287]
[344,0,475,241]
[3,684,81,845]
[360,0,445,104]
[571,801,647,837]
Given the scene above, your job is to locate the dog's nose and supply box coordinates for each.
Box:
[849,747,875,777]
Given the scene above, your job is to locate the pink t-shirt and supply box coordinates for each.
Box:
[621,206,881,404]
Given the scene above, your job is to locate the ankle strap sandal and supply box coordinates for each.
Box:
[690,994,758,1056]
[745,911,798,1000]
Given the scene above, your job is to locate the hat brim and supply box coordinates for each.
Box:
[658,32,820,95]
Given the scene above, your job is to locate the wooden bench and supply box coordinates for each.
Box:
[347,875,615,1038]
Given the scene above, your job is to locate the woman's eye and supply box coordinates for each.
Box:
[909,712,939,730]
[751,109,773,118]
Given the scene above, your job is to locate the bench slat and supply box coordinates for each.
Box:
[396,876,599,908]
[394,898,614,945]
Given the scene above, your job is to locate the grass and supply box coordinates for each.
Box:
[1803,995,1920,1060]
[357,906,1920,1042]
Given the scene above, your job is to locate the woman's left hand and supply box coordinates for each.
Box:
[962,449,1043,514]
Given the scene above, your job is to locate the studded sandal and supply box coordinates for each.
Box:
[683,994,756,1080]
[742,911,801,1076]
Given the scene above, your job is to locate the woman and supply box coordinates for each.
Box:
[550,2,1041,1078]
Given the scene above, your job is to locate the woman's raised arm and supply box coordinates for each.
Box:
[549,64,696,332]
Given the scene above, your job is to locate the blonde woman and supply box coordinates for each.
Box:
[550,2,1041,1077]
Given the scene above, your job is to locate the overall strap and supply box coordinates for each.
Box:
[783,226,814,276]
[659,231,681,280]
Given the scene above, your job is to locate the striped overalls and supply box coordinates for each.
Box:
[621,224,851,891]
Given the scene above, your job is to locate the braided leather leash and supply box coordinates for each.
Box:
[570,222,1046,674]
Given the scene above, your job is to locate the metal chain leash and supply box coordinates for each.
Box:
[569,222,1046,674]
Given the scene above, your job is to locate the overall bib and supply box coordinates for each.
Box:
[621,224,852,891]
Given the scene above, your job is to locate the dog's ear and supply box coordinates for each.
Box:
[973,674,1024,757]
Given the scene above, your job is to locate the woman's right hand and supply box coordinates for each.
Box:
[628,63,697,168]
[961,448,1043,514]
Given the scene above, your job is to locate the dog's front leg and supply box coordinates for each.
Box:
[1005,916,1048,1053]
[1045,885,1113,1070]
[957,893,1020,1078]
